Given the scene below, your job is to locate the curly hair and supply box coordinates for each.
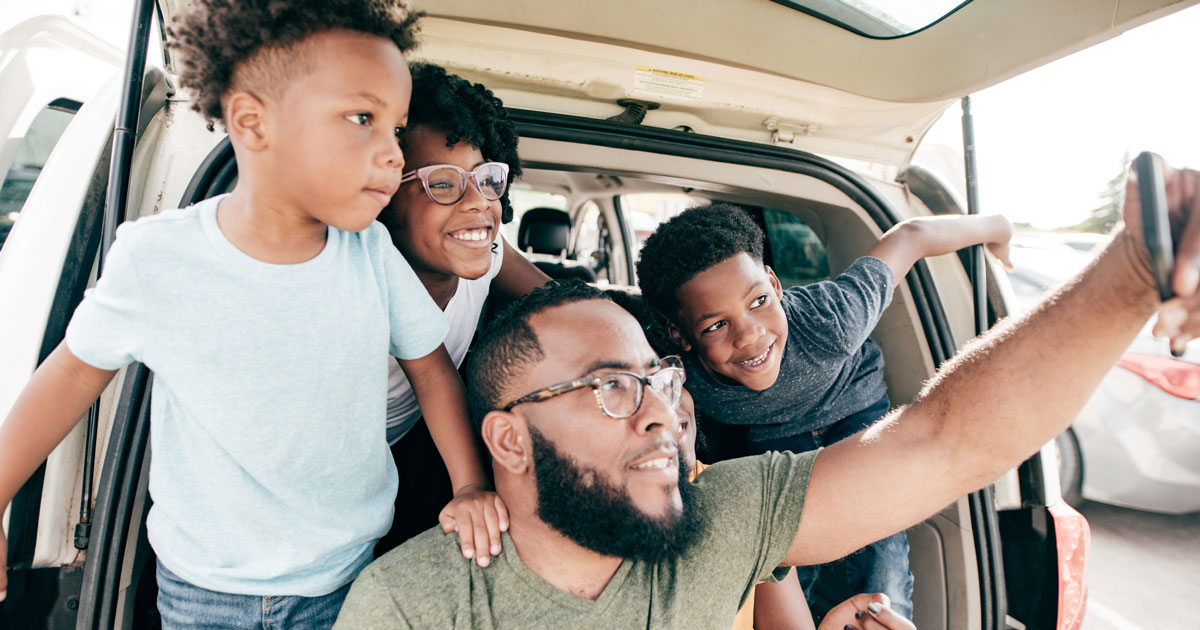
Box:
[402,63,523,223]
[466,280,609,431]
[636,203,765,318]
[167,0,422,128]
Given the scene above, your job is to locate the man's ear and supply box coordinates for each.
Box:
[667,320,692,352]
[481,410,530,474]
[225,91,270,152]
[764,264,784,298]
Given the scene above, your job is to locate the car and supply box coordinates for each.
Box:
[4,1,1198,628]
[1006,237,1200,514]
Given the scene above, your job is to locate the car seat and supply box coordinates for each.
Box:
[516,207,597,282]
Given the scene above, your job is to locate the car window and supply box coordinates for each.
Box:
[0,101,78,252]
[772,0,969,38]
[762,208,829,288]
[620,193,705,263]
[574,201,615,282]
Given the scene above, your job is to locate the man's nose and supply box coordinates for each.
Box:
[632,382,680,437]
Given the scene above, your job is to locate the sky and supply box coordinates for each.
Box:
[4,1,1200,230]
[923,3,1200,229]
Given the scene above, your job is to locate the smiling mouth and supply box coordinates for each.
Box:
[733,342,773,368]
[630,456,675,470]
[449,227,491,242]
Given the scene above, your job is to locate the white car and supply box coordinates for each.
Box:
[1007,238,1200,514]
[3,1,1197,628]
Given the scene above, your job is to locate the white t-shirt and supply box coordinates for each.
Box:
[385,231,505,443]
[65,195,448,596]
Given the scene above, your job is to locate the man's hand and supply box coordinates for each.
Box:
[818,593,915,630]
[1121,160,1200,350]
[439,484,509,568]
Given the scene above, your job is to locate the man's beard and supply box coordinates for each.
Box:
[529,427,701,563]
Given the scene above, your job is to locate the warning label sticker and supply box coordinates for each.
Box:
[632,66,706,101]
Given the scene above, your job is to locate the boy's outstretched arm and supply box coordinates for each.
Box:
[0,342,117,601]
[399,347,508,567]
[785,164,1200,566]
[865,214,1014,286]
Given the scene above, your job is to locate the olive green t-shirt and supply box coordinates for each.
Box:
[334,450,817,630]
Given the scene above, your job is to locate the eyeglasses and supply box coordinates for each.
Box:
[400,162,509,205]
[503,356,686,419]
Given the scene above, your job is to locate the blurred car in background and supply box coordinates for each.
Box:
[1008,235,1200,514]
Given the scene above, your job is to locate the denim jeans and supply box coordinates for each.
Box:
[156,561,351,630]
[748,394,915,620]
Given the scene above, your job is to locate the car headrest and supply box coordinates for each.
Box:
[517,207,571,255]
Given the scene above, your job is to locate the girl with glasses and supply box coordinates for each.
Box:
[373,63,551,556]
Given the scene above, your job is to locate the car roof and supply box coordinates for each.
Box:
[155,0,1199,165]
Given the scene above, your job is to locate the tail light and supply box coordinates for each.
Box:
[1116,352,1200,400]
[1049,502,1090,630]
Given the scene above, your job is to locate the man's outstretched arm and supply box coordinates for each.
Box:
[785,164,1200,566]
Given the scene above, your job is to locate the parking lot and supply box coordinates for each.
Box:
[1081,501,1200,629]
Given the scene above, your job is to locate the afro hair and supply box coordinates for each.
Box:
[167,0,422,128]
[635,203,765,318]
[402,63,523,223]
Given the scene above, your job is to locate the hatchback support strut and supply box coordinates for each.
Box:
[75,0,156,553]
[961,95,1010,630]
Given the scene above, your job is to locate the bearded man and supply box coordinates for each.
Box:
[334,164,1200,629]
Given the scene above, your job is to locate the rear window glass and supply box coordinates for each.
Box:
[504,187,568,246]
[761,208,829,288]
[0,102,77,252]
[772,0,970,38]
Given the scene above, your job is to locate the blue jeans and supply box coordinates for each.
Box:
[748,394,915,620]
[156,561,350,630]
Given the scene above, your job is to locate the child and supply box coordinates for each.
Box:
[372,63,550,553]
[609,288,916,630]
[0,1,504,626]
[635,203,1014,619]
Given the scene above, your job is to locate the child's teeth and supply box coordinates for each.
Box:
[740,347,769,366]
[452,229,488,241]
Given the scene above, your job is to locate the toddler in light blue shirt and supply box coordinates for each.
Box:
[0,1,507,628]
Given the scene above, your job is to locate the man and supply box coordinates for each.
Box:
[334,163,1200,629]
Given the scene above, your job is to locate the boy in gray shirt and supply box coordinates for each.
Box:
[636,204,1013,619]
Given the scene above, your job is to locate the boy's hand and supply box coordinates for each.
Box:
[986,237,1015,273]
[818,593,915,630]
[439,484,509,567]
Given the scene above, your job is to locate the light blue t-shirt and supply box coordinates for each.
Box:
[65,195,449,597]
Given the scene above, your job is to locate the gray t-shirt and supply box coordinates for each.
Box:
[333,450,818,629]
[684,256,894,443]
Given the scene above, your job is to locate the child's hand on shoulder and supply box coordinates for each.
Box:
[439,484,509,567]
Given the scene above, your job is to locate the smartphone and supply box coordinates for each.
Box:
[1134,151,1175,302]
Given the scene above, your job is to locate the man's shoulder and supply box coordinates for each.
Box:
[372,526,467,579]
[361,527,472,601]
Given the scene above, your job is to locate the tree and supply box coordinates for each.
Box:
[1067,153,1128,234]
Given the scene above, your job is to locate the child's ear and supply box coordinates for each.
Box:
[764,265,784,297]
[225,91,269,152]
[668,321,692,352]
[481,411,530,474]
